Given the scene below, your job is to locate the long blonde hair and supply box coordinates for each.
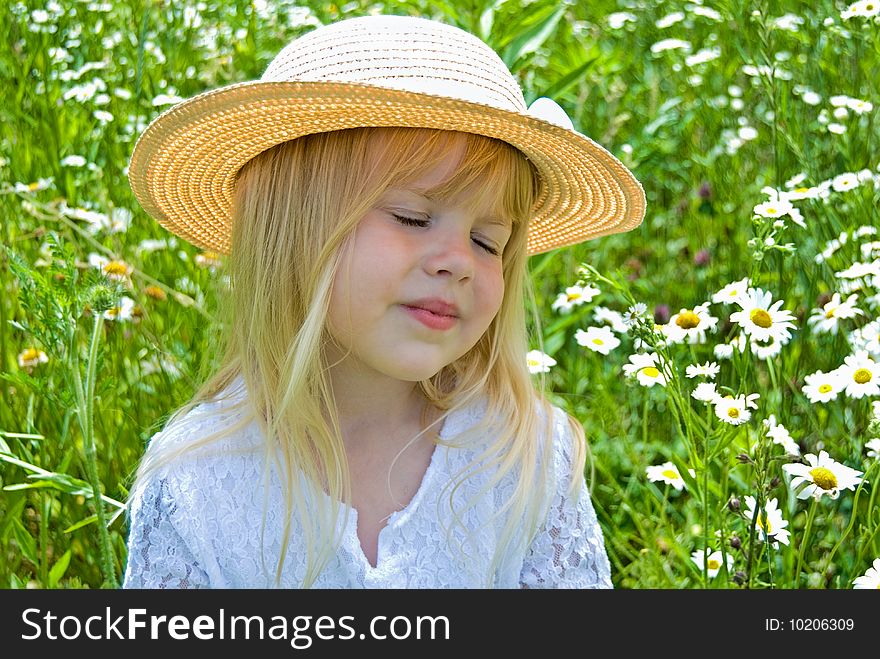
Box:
[130,127,588,587]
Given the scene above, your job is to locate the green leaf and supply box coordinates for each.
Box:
[0,452,125,509]
[12,519,38,566]
[537,54,599,101]
[64,515,97,533]
[501,4,566,68]
[478,0,509,40]
[47,549,72,588]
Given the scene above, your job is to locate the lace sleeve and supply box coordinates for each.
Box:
[122,474,211,589]
[518,411,613,589]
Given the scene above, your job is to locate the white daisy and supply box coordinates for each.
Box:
[691,549,733,578]
[87,253,133,285]
[832,172,860,192]
[692,382,721,403]
[865,438,880,460]
[686,361,720,379]
[714,333,748,360]
[664,304,719,344]
[836,260,880,280]
[622,352,668,387]
[551,284,600,313]
[650,38,692,53]
[842,0,880,20]
[835,350,880,399]
[714,393,759,426]
[852,558,880,589]
[753,198,795,219]
[526,350,556,374]
[785,172,807,188]
[848,319,880,359]
[729,287,797,343]
[575,326,621,355]
[622,302,649,327]
[743,496,791,546]
[763,414,800,455]
[646,461,686,491]
[750,333,789,360]
[782,450,863,500]
[592,306,628,333]
[807,293,864,335]
[17,347,48,371]
[802,369,845,403]
[712,277,752,305]
[102,296,136,322]
[656,12,684,28]
[782,185,821,201]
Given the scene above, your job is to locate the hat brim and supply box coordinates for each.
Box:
[128,80,645,255]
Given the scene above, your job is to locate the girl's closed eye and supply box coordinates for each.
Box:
[391,213,501,256]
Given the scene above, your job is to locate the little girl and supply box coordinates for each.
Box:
[123,14,644,588]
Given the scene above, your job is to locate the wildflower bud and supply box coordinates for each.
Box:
[653,304,670,324]
[736,453,753,464]
[89,284,119,314]
[728,497,741,512]
[816,292,833,308]
[730,535,742,550]
[693,249,711,267]
[769,476,780,490]
[733,571,746,585]
[698,182,712,199]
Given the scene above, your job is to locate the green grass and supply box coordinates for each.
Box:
[1,0,878,588]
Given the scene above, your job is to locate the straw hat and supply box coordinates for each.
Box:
[128,14,645,255]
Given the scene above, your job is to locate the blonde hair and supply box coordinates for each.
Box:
[130,127,588,587]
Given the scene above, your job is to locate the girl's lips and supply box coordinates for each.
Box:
[401,305,459,330]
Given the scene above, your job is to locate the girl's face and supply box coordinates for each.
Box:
[327,133,512,383]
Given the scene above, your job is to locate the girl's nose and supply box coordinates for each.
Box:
[422,229,475,282]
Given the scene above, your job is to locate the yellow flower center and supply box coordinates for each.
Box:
[103,261,128,276]
[661,469,678,480]
[809,467,838,491]
[756,512,773,534]
[825,308,836,318]
[707,558,721,570]
[21,348,40,361]
[566,292,581,301]
[28,181,40,191]
[853,368,872,384]
[765,206,777,215]
[592,338,604,345]
[727,407,740,418]
[794,187,809,194]
[676,310,701,329]
[642,366,660,378]
[750,308,773,328]
[818,383,832,393]
[144,285,167,301]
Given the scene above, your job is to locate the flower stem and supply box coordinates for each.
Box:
[794,499,817,587]
[73,313,118,588]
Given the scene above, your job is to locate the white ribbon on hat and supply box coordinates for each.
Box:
[527,96,575,131]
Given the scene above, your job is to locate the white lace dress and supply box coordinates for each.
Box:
[122,382,612,589]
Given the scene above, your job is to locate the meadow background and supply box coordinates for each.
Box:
[1,0,878,589]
